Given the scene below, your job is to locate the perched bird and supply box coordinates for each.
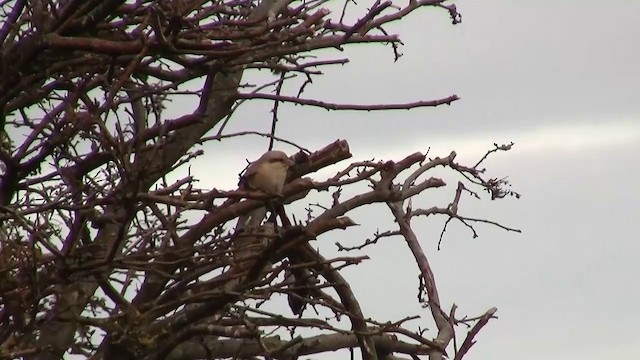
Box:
[232,151,294,273]
[252,0,294,22]
[236,151,311,314]
[237,150,294,228]
[239,150,294,196]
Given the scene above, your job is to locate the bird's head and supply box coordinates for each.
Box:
[264,150,295,168]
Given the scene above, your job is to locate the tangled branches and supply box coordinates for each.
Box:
[0,1,517,359]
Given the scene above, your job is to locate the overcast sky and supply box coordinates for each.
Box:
[178,1,640,359]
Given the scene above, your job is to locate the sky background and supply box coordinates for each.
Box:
[172,1,640,359]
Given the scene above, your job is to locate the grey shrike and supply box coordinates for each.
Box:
[239,150,294,196]
[232,151,294,276]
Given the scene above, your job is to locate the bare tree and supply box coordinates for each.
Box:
[0,1,520,359]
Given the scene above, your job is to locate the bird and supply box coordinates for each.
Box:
[232,151,294,274]
[239,150,294,196]
[236,151,312,315]
[252,0,294,22]
[237,150,295,229]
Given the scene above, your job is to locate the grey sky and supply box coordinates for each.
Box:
[175,1,640,359]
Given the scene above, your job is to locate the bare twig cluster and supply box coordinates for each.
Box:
[0,1,517,360]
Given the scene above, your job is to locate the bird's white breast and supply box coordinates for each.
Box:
[250,161,288,195]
